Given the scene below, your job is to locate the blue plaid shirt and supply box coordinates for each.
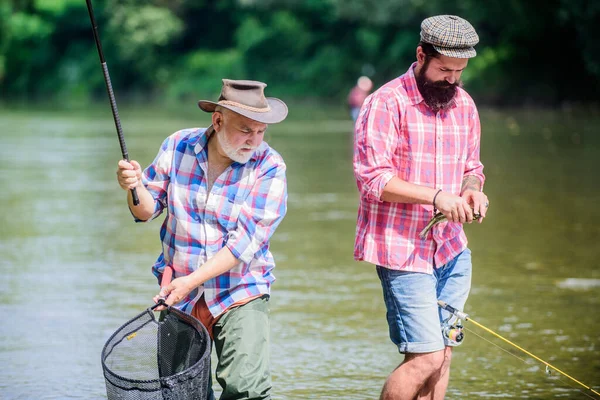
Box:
[138,127,287,316]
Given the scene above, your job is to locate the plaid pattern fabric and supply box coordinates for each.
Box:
[353,63,485,273]
[138,128,287,317]
[421,15,479,58]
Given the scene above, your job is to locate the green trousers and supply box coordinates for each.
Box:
[211,296,271,400]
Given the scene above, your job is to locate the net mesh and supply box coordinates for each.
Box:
[101,305,211,400]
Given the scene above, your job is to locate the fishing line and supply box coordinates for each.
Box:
[439,300,600,398]
[464,326,526,363]
[465,326,598,400]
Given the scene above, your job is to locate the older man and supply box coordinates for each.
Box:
[353,16,489,399]
[116,79,288,400]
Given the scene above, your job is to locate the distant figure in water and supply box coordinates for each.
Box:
[348,76,373,122]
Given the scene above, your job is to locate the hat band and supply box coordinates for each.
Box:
[218,100,271,113]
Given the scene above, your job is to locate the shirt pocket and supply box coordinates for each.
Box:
[216,194,244,231]
[215,167,255,231]
[450,123,469,166]
[397,116,435,185]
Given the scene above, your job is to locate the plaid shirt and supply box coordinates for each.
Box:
[353,63,485,273]
[138,127,287,316]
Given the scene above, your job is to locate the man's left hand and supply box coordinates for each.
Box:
[461,190,489,223]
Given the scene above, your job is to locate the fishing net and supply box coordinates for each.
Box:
[101,301,211,400]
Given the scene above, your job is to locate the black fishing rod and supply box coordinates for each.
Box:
[85,0,139,205]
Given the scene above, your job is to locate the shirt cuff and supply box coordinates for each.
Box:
[225,230,256,264]
[369,171,396,202]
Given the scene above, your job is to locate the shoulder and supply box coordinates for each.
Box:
[159,128,206,151]
[373,77,408,103]
[364,76,412,112]
[454,88,478,110]
[252,142,286,172]
[168,128,205,144]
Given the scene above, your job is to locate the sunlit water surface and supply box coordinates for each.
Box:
[1,106,599,399]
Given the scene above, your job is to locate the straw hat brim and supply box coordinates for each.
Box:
[198,98,288,124]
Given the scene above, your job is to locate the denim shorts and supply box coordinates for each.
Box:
[377,248,472,354]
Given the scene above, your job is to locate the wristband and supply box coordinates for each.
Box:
[432,189,442,213]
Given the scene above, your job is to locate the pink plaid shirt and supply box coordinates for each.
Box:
[138,127,287,317]
[353,63,485,273]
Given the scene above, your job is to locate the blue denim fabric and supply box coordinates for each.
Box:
[377,248,472,353]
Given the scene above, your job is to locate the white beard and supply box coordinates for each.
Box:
[216,131,256,164]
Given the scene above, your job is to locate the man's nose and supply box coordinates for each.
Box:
[247,132,260,145]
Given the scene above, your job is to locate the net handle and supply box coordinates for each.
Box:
[149,266,174,311]
[150,298,168,311]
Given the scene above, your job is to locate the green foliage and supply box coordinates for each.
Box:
[108,5,182,61]
[106,3,183,89]
[3,10,54,96]
[166,49,246,101]
[0,0,598,105]
[8,12,53,41]
[0,4,12,83]
[34,0,83,15]
[239,11,315,94]
[558,0,600,78]
[235,17,270,52]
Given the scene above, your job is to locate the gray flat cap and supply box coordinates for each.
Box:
[420,15,479,58]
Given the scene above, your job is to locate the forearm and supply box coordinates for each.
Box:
[187,246,239,288]
[155,246,240,308]
[380,176,439,204]
[127,184,156,221]
[461,175,482,195]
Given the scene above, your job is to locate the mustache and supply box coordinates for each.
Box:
[415,69,461,112]
[423,79,461,89]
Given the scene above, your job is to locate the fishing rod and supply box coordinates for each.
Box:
[85,0,139,205]
[438,300,600,398]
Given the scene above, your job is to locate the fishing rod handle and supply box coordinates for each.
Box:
[101,63,139,205]
[438,300,469,320]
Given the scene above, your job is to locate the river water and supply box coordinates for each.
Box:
[1,106,598,399]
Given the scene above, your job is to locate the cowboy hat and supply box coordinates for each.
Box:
[198,79,288,124]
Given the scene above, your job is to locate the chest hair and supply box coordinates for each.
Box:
[207,162,229,193]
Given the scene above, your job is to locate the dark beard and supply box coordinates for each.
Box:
[415,61,461,112]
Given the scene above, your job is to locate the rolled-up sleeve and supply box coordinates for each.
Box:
[464,106,485,188]
[134,136,172,222]
[353,95,399,202]
[226,161,287,264]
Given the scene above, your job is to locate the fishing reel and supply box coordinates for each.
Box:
[441,317,464,346]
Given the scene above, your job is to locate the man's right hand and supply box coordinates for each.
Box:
[116,160,142,191]
[434,191,474,223]
[152,275,197,311]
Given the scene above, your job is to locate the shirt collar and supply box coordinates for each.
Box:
[192,125,261,165]
[404,62,424,106]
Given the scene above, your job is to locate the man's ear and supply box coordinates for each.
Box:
[212,111,223,131]
[416,46,427,65]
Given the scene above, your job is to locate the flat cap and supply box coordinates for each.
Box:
[420,15,479,59]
